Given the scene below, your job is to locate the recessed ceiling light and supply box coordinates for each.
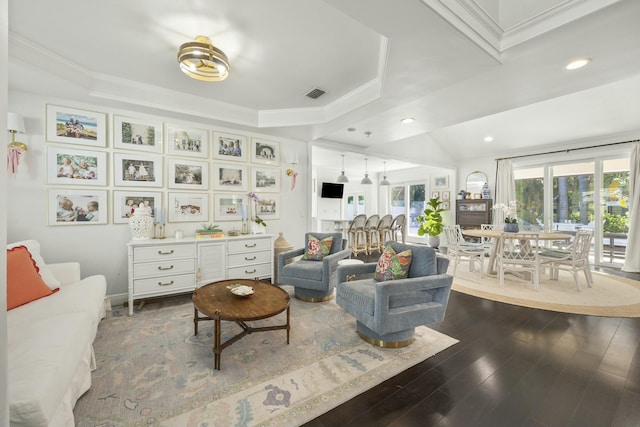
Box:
[484,136,493,142]
[400,117,415,124]
[565,58,591,70]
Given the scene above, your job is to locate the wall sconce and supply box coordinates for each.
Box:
[286,153,299,190]
[7,112,27,177]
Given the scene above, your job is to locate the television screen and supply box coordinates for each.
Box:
[321,182,344,199]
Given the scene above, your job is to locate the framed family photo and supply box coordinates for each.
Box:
[432,175,449,189]
[113,115,163,153]
[254,193,280,220]
[114,153,163,187]
[251,138,279,165]
[48,188,108,225]
[113,191,162,224]
[168,192,209,223]
[212,131,248,162]
[251,166,280,193]
[45,104,107,147]
[214,194,246,221]
[213,163,248,191]
[47,147,107,186]
[166,124,208,158]
[168,158,208,190]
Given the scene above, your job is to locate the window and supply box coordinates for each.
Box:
[346,193,365,218]
[390,183,426,237]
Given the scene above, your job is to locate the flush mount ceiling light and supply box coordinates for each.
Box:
[337,154,349,183]
[400,117,415,124]
[484,136,493,142]
[178,35,230,82]
[565,58,591,70]
[380,161,390,186]
[361,158,373,185]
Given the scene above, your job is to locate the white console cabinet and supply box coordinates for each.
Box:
[127,234,273,315]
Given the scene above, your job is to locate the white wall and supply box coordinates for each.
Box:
[313,167,379,221]
[1,0,9,422]
[6,90,309,303]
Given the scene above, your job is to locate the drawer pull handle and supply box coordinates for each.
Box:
[158,280,175,286]
[245,243,257,248]
[245,269,257,274]
[244,256,256,261]
[158,265,174,271]
[158,250,174,255]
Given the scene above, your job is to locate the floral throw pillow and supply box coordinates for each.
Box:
[374,245,412,282]
[302,235,334,261]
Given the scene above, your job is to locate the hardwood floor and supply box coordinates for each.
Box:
[303,260,640,427]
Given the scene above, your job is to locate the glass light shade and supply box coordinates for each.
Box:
[361,174,372,185]
[178,36,230,82]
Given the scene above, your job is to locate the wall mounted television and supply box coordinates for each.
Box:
[321,182,344,199]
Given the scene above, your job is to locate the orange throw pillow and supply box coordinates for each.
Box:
[7,246,55,310]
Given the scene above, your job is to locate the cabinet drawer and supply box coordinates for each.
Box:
[133,273,195,296]
[228,238,271,254]
[134,244,195,262]
[133,258,195,279]
[227,250,271,268]
[227,262,271,279]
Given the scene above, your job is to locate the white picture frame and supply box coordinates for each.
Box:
[168,158,209,190]
[47,147,107,186]
[113,191,162,224]
[212,162,248,191]
[45,104,107,147]
[48,188,108,225]
[113,115,163,153]
[168,192,209,223]
[114,153,163,187]
[214,194,247,221]
[212,131,248,162]
[251,138,280,165]
[253,193,280,220]
[166,124,209,158]
[432,175,449,189]
[251,165,280,193]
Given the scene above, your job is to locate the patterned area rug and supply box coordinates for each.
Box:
[74,285,458,427]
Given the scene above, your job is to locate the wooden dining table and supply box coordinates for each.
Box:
[462,229,573,275]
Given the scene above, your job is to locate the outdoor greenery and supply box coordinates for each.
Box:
[417,196,444,237]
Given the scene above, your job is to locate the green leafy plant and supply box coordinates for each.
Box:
[603,213,628,233]
[254,216,266,227]
[504,216,517,224]
[417,196,444,237]
[197,223,223,233]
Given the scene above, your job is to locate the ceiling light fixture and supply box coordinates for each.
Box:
[565,58,591,70]
[484,136,493,142]
[380,161,390,186]
[337,154,349,183]
[178,35,230,82]
[361,158,372,185]
[401,117,415,124]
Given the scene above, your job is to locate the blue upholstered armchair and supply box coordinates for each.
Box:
[336,242,453,347]
[277,232,351,302]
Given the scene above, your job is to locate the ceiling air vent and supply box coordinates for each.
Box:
[306,88,326,99]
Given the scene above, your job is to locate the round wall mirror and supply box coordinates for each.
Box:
[466,171,487,196]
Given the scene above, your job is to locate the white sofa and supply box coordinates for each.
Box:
[7,240,108,427]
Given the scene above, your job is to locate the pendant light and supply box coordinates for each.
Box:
[380,161,390,186]
[360,158,373,185]
[337,154,349,183]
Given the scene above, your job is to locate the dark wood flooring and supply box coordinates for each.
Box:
[303,257,640,427]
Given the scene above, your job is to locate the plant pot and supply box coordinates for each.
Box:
[428,235,440,248]
[504,223,519,233]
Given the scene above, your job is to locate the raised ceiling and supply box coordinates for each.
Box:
[8,0,640,168]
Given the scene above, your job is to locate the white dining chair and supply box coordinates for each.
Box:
[539,229,593,291]
[497,232,541,290]
[444,225,484,277]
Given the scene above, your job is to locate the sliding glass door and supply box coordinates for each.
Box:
[390,183,426,237]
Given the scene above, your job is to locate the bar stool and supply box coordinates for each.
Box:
[347,214,367,257]
[363,214,380,255]
[377,214,393,246]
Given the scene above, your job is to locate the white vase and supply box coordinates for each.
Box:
[250,222,266,234]
[129,204,154,240]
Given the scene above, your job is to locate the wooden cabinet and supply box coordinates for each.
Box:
[456,199,492,231]
[127,235,273,315]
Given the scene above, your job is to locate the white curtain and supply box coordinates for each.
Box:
[622,142,640,272]
[493,159,515,225]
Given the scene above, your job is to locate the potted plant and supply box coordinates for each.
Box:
[417,196,445,248]
[504,216,519,233]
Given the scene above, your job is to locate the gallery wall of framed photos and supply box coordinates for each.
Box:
[44,103,288,227]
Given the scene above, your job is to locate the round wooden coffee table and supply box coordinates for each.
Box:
[193,278,290,370]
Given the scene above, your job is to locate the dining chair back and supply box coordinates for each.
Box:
[539,229,594,291]
[481,223,503,256]
[444,225,484,276]
[497,232,541,290]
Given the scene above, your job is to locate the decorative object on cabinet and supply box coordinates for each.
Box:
[416,196,445,248]
[128,203,154,240]
[114,153,163,187]
[456,198,493,231]
[46,146,107,186]
[45,104,107,147]
[113,115,163,153]
[168,192,209,223]
[251,138,280,165]
[48,188,107,225]
[482,182,491,199]
[166,124,208,158]
[127,234,274,316]
[196,223,224,239]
